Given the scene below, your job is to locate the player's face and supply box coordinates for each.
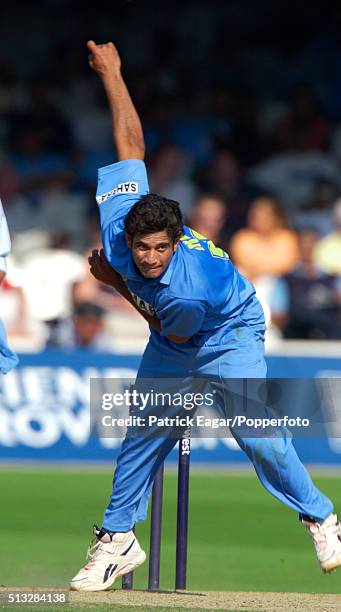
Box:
[128,230,179,278]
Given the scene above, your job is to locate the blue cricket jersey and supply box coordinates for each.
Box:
[97,160,265,355]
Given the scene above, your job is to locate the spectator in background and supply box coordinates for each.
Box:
[20,233,85,330]
[196,150,255,238]
[270,229,341,339]
[294,179,339,237]
[248,132,339,213]
[188,194,227,246]
[230,196,299,281]
[315,199,341,275]
[148,143,196,216]
[46,301,112,350]
[3,126,87,242]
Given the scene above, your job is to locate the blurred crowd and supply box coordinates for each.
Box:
[0,0,340,350]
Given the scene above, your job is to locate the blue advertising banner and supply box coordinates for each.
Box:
[0,351,340,465]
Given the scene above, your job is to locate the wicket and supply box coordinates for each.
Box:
[121,429,191,591]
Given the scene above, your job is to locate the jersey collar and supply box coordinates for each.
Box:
[158,248,178,285]
[125,252,142,280]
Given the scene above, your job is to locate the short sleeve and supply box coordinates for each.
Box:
[97,160,149,275]
[96,159,149,230]
[157,297,207,338]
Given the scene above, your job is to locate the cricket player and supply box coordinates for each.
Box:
[70,41,341,591]
[0,199,18,374]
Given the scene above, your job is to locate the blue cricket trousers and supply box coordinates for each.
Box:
[102,334,333,531]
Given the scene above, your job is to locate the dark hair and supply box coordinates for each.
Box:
[73,301,105,319]
[250,194,289,227]
[124,193,184,241]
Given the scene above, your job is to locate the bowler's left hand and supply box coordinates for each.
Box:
[88,249,122,287]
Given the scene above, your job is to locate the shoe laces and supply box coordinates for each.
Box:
[305,516,340,553]
[84,537,103,570]
[307,522,328,552]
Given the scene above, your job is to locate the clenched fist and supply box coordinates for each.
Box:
[87,40,121,78]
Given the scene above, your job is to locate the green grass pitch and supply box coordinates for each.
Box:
[0,469,340,594]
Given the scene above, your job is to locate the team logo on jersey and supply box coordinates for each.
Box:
[96,182,138,204]
[181,228,229,259]
[128,289,156,316]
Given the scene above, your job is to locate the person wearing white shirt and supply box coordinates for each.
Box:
[0,199,18,373]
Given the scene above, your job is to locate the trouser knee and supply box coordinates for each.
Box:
[237,435,291,466]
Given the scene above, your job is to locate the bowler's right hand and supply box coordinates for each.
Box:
[87,40,121,78]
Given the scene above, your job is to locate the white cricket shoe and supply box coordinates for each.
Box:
[301,513,341,573]
[70,525,146,591]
